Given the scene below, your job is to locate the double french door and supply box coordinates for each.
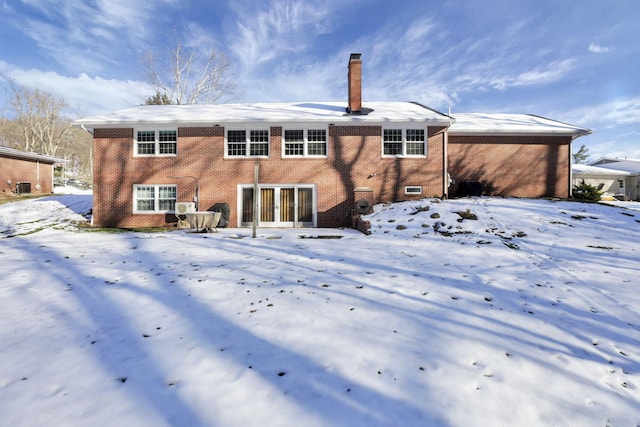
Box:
[240,185,315,227]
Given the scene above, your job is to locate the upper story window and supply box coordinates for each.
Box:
[226,129,270,158]
[383,128,426,157]
[134,184,176,213]
[283,128,327,157]
[135,130,177,156]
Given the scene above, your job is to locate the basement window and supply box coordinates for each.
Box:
[405,186,423,195]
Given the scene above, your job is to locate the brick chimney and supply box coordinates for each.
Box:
[348,53,362,113]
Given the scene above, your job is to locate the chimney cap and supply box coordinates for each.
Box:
[349,53,362,61]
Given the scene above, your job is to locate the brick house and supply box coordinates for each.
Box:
[0,146,66,196]
[75,54,590,229]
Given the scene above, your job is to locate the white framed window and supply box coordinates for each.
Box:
[135,129,177,156]
[283,128,327,157]
[133,184,177,213]
[226,129,270,158]
[405,185,423,195]
[382,128,426,157]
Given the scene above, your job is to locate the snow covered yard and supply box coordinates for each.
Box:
[1,194,639,426]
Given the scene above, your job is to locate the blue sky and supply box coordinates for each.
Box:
[1,0,638,160]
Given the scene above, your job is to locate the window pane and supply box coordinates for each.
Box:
[135,185,176,212]
[284,130,304,156]
[298,188,313,222]
[137,131,155,142]
[250,143,269,156]
[384,142,403,155]
[383,129,403,142]
[307,142,326,156]
[285,143,304,156]
[308,129,326,142]
[159,143,176,154]
[280,188,294,222]
[284,130,304,142]
[242,188,254,223]
[250,130,269,142]
[260,188,274,222]
[158,185,176,212]
[158,131,177,154]
[228,143,246,156]
[406,129,424,141]
[250,130,269,156]
[137,143,155,155]
[228,130,246,142]
[227,131,246,156]
[136,186,155,198]
[307,129,327,156]
[159,130,176,141]
[406,142,425,155]
[158,186,176,198]
[136,186,155,211]
[137,200,155,211]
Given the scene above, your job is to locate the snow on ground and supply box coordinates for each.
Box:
[1,194,639,426]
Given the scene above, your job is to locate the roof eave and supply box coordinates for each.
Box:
[449,130,591,138]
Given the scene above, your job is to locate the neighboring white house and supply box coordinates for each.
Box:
[573,157,640,201]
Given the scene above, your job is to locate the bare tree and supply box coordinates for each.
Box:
[142,30,238,105]
[9,83,74,156]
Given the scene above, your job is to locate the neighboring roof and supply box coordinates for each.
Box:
[572,163,632,176]
[0,146,67,164]
[74,101,454,129]
[590,158,640,173]
[448,113,591,138]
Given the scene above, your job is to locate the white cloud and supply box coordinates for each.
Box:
[562,97,640,127]
[8,0,177,75]
[489,58,576,90]
[588,43,612,53]
[1,62,152,116]
[555,98,640,160]
[229,0,335,71]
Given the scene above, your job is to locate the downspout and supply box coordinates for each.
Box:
[443,130,449,198]
[568,138,573,198]
[443,115,455,198]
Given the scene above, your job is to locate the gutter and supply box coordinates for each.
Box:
[80,124,94,136]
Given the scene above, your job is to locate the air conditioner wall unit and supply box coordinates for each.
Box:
[175,202,196,214]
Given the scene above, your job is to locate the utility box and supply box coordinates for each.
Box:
[16,182,31,194]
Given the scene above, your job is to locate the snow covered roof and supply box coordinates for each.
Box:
[0,146,67,164]
[572,163,632,176]
[74,102,453,129]
[448,113,591,138]
[590,158,640,173]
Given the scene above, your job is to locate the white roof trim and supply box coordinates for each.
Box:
[0,146,67,164]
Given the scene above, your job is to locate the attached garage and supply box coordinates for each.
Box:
[447,113,591,198]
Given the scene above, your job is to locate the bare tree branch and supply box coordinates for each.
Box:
[142,29,238,105]
[8,82,74,157]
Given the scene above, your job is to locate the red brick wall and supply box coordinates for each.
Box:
[91,125,447,228]
[448,135,571,198]
[0,155,54,195]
